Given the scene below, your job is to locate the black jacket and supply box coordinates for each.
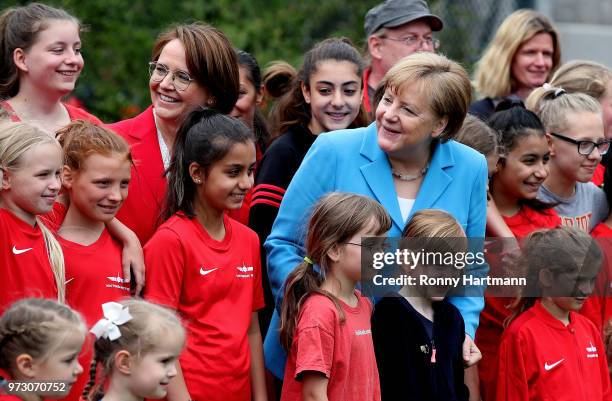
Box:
[372,294,469,401]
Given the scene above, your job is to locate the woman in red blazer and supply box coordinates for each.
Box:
[109,22,239,245]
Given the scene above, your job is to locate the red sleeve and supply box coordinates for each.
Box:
[252,235,265,311]
[293,298,337,379]
[143,227,184,309]
[496,330,530,401]
[593,325,612,400]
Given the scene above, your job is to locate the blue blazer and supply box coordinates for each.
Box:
[263,122,488,378]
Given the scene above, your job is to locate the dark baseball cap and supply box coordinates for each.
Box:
[364,0,443,37]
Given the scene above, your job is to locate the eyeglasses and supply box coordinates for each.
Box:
[148,62,194,91]
[345,240,389,253]
[381,35,440,50]
[549,132,610,156]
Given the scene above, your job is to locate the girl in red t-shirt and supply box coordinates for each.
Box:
[477,104,561,401]
[47,120,132,401]
[82,300,185,401]
[497,227,610,401]
[279,192,391,401]
[0,121,65,310]
[0,298,86,401]
[0,3,101,132]
[144,109,266,401]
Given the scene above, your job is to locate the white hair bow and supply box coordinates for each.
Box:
[542,82,565,97]
[90,302,133,341]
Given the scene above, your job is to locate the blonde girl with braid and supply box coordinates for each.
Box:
[0,298,86,401]
[0,121,65,311]
[82,299,185,401]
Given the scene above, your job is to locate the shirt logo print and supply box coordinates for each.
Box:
[544,358,564,371]
[200,267,219,276]
[12,246,33,255]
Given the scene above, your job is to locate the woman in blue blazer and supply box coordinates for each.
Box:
[264,52,488,379]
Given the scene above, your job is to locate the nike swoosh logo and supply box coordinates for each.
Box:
[544,358,564,371]
[12,246,33,255]
[200,267,219,276]
[65,278,75,285]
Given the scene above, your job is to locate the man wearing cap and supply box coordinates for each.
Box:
[363,0,443,114]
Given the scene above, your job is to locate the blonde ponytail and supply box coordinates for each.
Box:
[37,217,65,303]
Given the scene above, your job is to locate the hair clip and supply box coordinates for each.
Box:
[90,302,133,341]
[303,256,314,265]
[542,83,565,98]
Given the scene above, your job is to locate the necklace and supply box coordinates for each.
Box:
[391,163,429,182]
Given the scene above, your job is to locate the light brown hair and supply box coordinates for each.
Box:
[0,298,85,373]
[454,115,499,158]
[279,192,391,350]
[83,299,186,401]
[550,60,612,101]
[375,52,472,141]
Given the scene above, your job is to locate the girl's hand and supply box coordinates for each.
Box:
[106,218,145,294]
[122,234,145,295]
[463,334,482,367]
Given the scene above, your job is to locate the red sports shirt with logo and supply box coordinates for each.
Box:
[496,301,611,401]
[144,212,264,401]
[0,209,57,313]
[41,202,131,401]
[281,292,381,401]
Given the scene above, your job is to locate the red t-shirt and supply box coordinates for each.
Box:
[0,100,102,125]
[0,209,57,313]
[585,223,612,334]
[42,202,130,401]
[593,164,605,187]
[144,212,264,401]
[496,301,611,401]
[478,206,561,400]
[281,292,380,401]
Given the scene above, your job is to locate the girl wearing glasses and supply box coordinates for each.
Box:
[527,84,608,232]
[549,60,612,186]
[109,23,239,245]
[0,3,101,132]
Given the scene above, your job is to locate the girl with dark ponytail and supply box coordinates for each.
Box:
[279,192,390,401]
[144,109,267,401]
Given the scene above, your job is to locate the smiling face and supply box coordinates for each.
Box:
[230,66,262,130]
[1,142,63,225]
[16,19,83,98]
[149,39,210,129]
[193,141,256,213]
[32,329,85,395]
[549,111,605,183]
[64,153,131,224]
[302,59,363,135]
[492,133,550,207]
[511,32,554,94]
[375,82,445,160]
[127,335,183,399]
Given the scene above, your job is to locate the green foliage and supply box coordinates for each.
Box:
[0,0,493,123]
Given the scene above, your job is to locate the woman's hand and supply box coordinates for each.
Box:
[463,334,482,367]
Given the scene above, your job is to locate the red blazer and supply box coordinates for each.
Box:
[108,106,167,245]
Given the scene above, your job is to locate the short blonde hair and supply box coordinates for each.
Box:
[526,85,601,133]
[550,60,612,101]
[376,52,471,141]
[473,9,560,98]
